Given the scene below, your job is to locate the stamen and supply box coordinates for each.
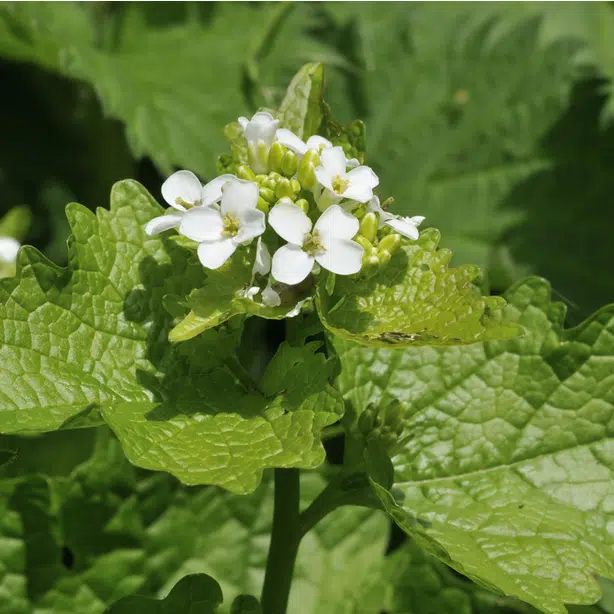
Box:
[303,230,326,256]
[331,174,350,194]
[221,213,241,237]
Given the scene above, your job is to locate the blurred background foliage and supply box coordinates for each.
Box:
[1,2,614,613]
[1,1,614,320]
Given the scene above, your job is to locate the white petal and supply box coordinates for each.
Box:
[314,166,334,192]
[346,157,360,169]
[342,166,379,202]
[245,112,279,147]
[410,215,425,226]
[0,236,20,262]
[221,178,260,217]
[201,174,235,207]
[346,165,379,188]
[179,208,223,242]
[276,129,307,155]
[240,286,260,300]
[385,217,419,240]
[262,280,281,307]
[161,170,202,210]
[305,135,333,150]
[234,208,266,244]
[272,244,314,285]
[197,238,237,270]
[315,238,363,275]
[315,204,359,242]
[253,238,272,276]
[367,195,383,214]
[144,214,183,236]
[319,146,347,177]
[269,201,312,245]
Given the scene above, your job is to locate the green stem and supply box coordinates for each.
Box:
[298,479,341,537]
[261,468,301,614]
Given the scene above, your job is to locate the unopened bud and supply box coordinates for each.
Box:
[257,197,270,213]
[295,199,309,214]
[263,177,277,191]
[378,233,401,255]
[360,212,378,243]
[268,142,286,173]
[248,141,270,174]
[298,149,319,189]
[354,235,374,255]
[275,178,295,200]
[237,165,256,181]
[378,250,392,266]
[259,187,276,203]
[281,151,298,177]
[255,174,268,184]
[354,204,367,219]
[291,179,301,194]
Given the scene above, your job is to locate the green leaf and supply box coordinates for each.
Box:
[104,574,224,614]
[0,180,339,493]
[332,276,614,613]
[0,4,330,177]
[229,595,262,614]
[317,228,520,347]
[278,62,325,140]
[0,206,31,242]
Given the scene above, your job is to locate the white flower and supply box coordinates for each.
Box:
[238,112,279,174]
[276,130,359,168]
[145,170,234,236]
[0,236,20,263]
[314,147,379,209]
[269,200,363,285]
[179,178,265,270]
[262,278,281,307]
[368,196,425,240]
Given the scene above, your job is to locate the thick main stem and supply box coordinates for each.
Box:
[261,468,301,614]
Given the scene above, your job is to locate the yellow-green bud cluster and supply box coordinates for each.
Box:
[251,171,302,213]
[356,398,407,453]
[268,142,299,178]
[297,149,320,190]
[355,210,401,272]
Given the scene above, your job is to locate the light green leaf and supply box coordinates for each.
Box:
[278,62,325,140]
[104,574,224,614]
[0,180,339,493]
[317,228,520,347]
[0,207,31,242]
[332,276,614,613]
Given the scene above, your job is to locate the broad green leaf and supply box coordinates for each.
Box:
[278,62,325,140]
[103,574,224,614]
[332,276,614,613]
[317,228,520,347]
[0,180,339,493]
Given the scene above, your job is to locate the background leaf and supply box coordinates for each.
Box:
[332,277,614,613]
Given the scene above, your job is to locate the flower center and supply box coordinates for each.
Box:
[175,197,201,209]
[303,230,326,256]
[331,174,350,194]
[221,213,241,237]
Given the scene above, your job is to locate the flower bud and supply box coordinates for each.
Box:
[268,142,286,173]
[236,165,256,181]
[354,235,374,255]
[378,249,392,266]
[354,204,367,219]
[295,199,310,214]
[359,212,378,243]
[297,149,319,189]
[263,177,277,191]
[281,150,298,177]
[275,178,295,200]
[248,141,270,175]
[255,174,268,184]
[259,187,276,203]
[257,197,270,213]
[378,233,401,255]
[291,179,301,194]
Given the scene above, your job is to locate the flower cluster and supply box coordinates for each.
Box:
[145,112,424,312]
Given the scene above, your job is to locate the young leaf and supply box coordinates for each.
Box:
[104,574,224,613]
[278,62,325,140]
[0,181,340,493]
[332,276,614,613]
[317,228,521,348]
